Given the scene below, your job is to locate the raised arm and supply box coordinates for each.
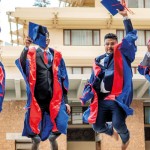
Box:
[118,10,137,63]
[118,10,133,34]
[20,37,32,74]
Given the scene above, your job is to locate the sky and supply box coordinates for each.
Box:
[0,0,60,43]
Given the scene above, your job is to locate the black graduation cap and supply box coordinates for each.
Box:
[28,22,48,48]
[101,0,124,16]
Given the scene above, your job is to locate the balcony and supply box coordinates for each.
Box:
[0,45,148,101]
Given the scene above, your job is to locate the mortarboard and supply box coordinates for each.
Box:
[28,22,48,49]
[100,0,124,16]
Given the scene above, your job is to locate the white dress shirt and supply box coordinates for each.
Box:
[99,54,110,93]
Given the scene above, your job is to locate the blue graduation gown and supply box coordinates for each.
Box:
[16,48,69,141]
[80,30,137,124]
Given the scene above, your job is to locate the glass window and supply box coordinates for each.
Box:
[146,31,150,44]
[136,30,150,45]
[116,30,124,43]
[64,29,100,46]
[72,67,82,74]
[127,0,144,8]
[72,107,83,124]
[127,0,139,7]
[66,67,72,74]
[69,106,88,125]
[145,107,150,124]
[137,30,145,46]
[72,30,92,46]
[145,127,150,141]
[64,30,70,45]
[83,67,92,74]
[93,30,100,45]
[15,140,32,149]
[145,0,150,8]
[138,0,144,7]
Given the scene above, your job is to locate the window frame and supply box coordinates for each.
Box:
[137,30,150,46]
[144,0,150,8]
[116,29,125,43]
[67,66,92,74]
[68,106,89,125]
[127,0,150,8]
[63,29,100,46]
[144,106,150,125]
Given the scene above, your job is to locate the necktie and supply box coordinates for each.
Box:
[47,52,52,64]
[44,51,48,64]
[44,50,52,65]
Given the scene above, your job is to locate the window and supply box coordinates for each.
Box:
[144,107,150,124]
[116,30,125,43]
[93,30,100,45]
[127,0,150,8]
[15,139,32,150]
[146,31,150,44]
[72,107,83,124]
[145,127,150,141]
[66,67,92,74]
[69,106,88,125]
[127,0,144,8]
[117,30,150,46]
[72,67,82,74]
[67,128,95,141]
[66,67,72,74]
[144,106,150,141]
[83,68,92,74]
[137,30,150,46]
[145,0,150,8]
[64,29,100,46]
[64,30,71,45]
[137,30,145,46]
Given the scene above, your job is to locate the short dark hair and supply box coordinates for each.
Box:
[104,33,118,41]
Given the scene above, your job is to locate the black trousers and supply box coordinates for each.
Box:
[31,99,61,150]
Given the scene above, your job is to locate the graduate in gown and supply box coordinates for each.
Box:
[80,9,137,150]
[138,39,150,81]
[16,23,70,150]
[0,27,6,112]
